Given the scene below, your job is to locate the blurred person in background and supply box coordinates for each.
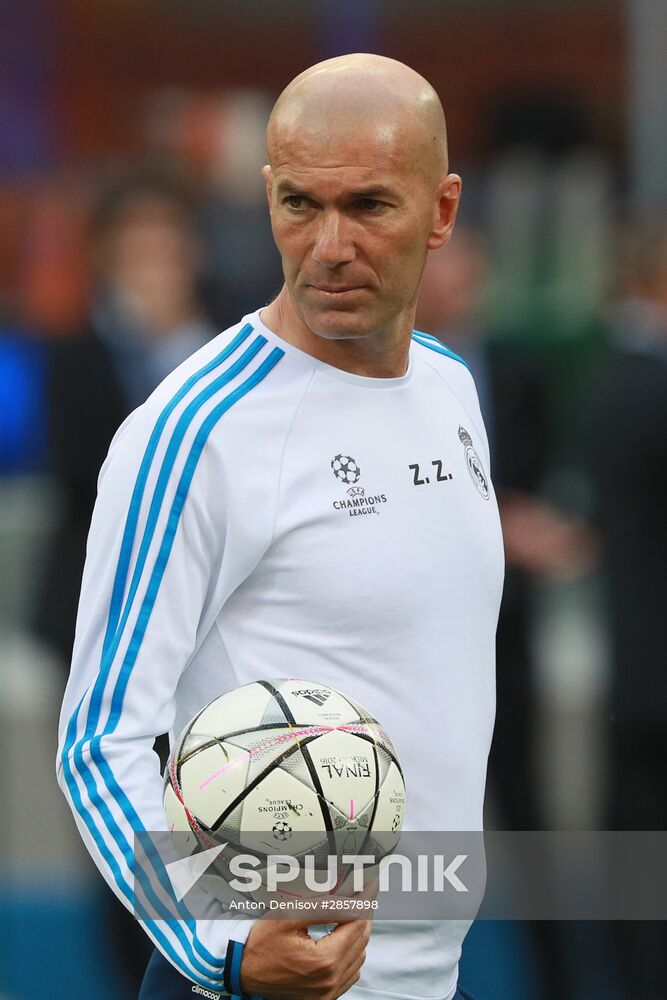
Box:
[199,89,285,328]
[32,169,216,993]
[417,228,593,1000]
[144,88,284,328]
[33,170,215,667]
[589,219,667,1000]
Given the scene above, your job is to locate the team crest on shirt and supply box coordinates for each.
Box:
[330,454,389,517]
[458,426,490,500]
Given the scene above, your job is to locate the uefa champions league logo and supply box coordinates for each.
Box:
[329,453,389,516]
[272,821,293,841]
[331,454,361,485]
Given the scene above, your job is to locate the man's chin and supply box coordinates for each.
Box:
[298,303,378,342]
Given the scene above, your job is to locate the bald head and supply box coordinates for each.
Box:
[267,54,448,184]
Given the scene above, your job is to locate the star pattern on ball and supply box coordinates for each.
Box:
[272,820,293,841]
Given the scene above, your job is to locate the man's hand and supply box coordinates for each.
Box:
[240,917,371,1000]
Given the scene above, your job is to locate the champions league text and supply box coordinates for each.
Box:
[332,492,388,516]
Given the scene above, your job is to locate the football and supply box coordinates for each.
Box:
[163,678,405,899]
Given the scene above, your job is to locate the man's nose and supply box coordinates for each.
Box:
[312,212,355,268]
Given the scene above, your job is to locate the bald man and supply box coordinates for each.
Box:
[58,55,501,1000]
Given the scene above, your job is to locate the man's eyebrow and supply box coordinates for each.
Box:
[275,181,398,200]
[349,186,397,200]
[275,180,308,197]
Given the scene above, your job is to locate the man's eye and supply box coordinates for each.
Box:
[359,199,384,212]
[284,195,305,209]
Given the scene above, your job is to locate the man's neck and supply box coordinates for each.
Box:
[260,288,413,378]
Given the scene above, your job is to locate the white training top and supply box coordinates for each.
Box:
[57,308,504,1000]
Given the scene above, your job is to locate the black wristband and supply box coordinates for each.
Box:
[223,939,262,1000]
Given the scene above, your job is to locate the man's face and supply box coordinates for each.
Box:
[264,122,457,341]
[105,197,199,312]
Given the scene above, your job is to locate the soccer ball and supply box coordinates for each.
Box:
[163,679,405,899]
[331,454,361,485]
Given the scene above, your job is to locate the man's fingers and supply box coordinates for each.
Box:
[241,917,370,1000]
[314,929,368,1000]
[278,914,357,933]
[330,962,365,999]
[289,913,368,928]
[317,919,370,968]
[332,918,372,947]
[337,946,367,989]
[328,917,372,941]
[279,916,331,930]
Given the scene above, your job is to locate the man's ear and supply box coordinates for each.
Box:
[427,173,462,250]
[262,165,273,212]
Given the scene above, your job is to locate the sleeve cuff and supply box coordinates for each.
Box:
[223,938,262,1000]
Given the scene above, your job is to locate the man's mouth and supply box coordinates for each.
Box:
[308,284,366,296]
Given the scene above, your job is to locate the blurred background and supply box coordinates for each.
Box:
[1,1,666,998]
